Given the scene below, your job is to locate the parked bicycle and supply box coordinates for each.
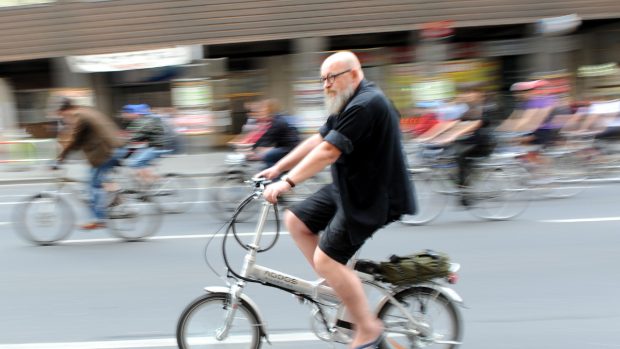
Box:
[401,142,530,226]
[177,178,464,349]
[12,165,163,245]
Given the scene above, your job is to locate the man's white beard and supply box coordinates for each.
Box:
[325,84,355,115]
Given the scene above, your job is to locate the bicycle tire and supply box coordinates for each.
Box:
[400,172,449,226]
[377,286,462,349]
[468,165,530,221]
[153,173,199,214]
[177,292,263,349]
[107,191,162,241]
[13,192,75,245]
[543,153,588,199]
[210,172,260,222]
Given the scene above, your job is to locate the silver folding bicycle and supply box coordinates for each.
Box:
[176,178,465,348]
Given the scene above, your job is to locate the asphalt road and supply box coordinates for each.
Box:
[0,180,619,349]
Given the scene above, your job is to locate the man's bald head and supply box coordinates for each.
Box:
[321,51,364,83]
[320,51,365,115]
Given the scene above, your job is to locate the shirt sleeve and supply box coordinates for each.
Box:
[58,118,87,160]
[319,115,334,138]
[324,105,373,155]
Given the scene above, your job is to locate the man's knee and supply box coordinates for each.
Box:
[313,248,341,276]
[284,210,312,236]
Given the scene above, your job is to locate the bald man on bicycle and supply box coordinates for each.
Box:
[258,51,415,349]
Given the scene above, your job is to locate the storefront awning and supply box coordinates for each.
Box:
[65,46,193,73]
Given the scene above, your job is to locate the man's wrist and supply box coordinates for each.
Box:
[282,175,296,188]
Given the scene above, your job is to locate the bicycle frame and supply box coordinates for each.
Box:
[214,192,463,345]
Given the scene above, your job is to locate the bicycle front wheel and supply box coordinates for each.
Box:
[153,173,199,214]
[177,293,263,349]
[378,286,462,349]
[107,191,162,241]
[13,192,75,245]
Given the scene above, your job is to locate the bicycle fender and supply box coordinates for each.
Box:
[374,284,464,314]
[203,286,270,343]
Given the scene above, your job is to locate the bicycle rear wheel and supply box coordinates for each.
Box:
[152,173,199,214]
[377,286,462,349]
[177,293,262,349]
[107,191,162,241]
[13,192,75,245]
[468,165,530,221]
[400,171,449,226]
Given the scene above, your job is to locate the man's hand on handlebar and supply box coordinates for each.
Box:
[263,180,292,204]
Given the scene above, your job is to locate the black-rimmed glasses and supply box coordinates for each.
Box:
[319,69,351,84]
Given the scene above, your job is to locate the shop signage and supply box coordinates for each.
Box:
[536,14,581,36]
[0,0,54,8]
[66,46,193,73]
[577,63,619,77]
[172,80,212,108]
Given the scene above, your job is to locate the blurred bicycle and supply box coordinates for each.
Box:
[12,164,163,245]
[209,143,330,222]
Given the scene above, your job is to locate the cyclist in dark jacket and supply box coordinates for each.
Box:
[250,99,300,168]
[122,104,173,184]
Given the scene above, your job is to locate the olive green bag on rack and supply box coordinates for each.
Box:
[377,249,451,286]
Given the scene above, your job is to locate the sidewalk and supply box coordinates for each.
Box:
[0,150,232,185]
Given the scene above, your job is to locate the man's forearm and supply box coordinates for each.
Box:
[286,141,339,185]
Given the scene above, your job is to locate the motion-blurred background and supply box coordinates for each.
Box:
[0,1,618,162]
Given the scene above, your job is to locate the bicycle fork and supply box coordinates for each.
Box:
[214,201,273,342]
[217,282,246,341]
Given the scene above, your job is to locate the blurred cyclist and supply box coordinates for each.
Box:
[248,98,301,168]
[55,98,127,230]
[121,104,174,185]
[415,91,497,206]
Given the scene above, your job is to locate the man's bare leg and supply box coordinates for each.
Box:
[284,211,318,268]
[314,249,383,348]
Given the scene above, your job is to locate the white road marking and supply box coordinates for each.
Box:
[4,215,620,242]
[0,332,318,349]
[540,217,620,223]
[61,231,287,244]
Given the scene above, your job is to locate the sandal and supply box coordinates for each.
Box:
[353,333,385,349]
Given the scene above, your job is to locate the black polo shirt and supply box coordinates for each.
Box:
[319,80,416,242]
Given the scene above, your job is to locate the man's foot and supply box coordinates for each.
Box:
[352,333,385,349]
[350,319,384,349]
[80,221,106,230]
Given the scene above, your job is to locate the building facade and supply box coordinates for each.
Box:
[1,0,620,146]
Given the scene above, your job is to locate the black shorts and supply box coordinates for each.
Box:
[288,185,377,265]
